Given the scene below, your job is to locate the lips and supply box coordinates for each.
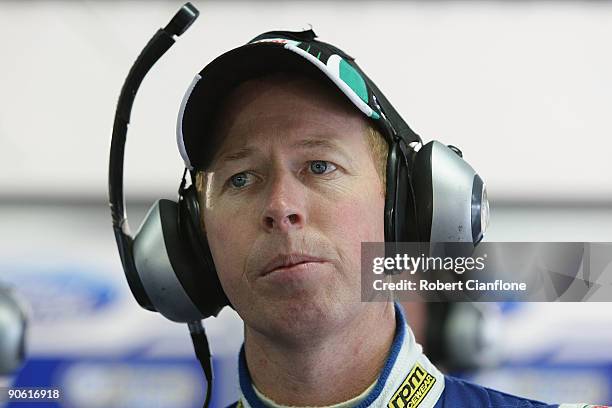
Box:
[260,253,327,277]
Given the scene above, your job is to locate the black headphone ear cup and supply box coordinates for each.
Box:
[384,142,399,242]
[411,143,435,243]
[178,185,208,256]
[385,141,419,243]
[178,185,230,316]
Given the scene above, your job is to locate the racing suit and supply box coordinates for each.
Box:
[228,303,608,408]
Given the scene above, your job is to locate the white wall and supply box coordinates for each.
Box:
[0,1,610,203]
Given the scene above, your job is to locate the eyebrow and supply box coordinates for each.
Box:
[292,137,353,165]
[292,138,342,151]
[217,137,351,164]
[220,147,256,163]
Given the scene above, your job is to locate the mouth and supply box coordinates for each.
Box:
[261,254,328,278]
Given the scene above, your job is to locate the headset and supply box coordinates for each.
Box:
[109,3,489,406]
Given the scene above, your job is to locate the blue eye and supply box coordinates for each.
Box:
[229,172,250,188]
[310,160,333,175]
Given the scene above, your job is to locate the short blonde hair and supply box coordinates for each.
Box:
[365,124,388,194]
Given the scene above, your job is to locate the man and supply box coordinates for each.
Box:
[176,29,605,408]
[198,72,395,406]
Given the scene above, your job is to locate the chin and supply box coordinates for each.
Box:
[252,292,359,343]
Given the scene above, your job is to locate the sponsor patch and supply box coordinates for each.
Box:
[388,363,436,408]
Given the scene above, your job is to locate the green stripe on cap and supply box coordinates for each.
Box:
[339,59,368,104]
[286,45,379,120]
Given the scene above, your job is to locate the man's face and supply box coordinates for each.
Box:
[200,75,385,341]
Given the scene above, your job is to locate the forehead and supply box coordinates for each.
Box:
[209,73,370,160]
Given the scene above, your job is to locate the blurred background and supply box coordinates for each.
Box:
[0,1,611,407]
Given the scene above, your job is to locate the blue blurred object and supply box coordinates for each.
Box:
[8,357,206,408]
[453,302,612,405]
[0,262,240,407]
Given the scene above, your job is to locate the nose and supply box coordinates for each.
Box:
[261,172,306,233]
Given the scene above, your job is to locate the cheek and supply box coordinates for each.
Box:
[318,188,385,248]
